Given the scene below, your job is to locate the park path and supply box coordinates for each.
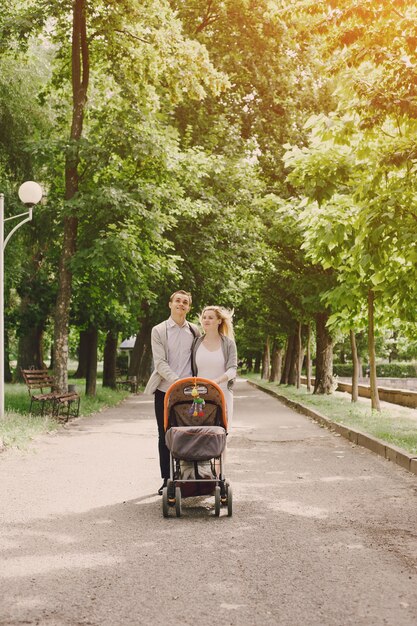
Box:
[0,379,417,625]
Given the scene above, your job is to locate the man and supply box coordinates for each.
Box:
[145,290,200,495]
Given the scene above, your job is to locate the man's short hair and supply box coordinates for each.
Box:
[169,290,192,304]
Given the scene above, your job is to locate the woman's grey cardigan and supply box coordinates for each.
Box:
[191,334,238,389]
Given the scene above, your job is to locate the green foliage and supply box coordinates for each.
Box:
[174,0,333,184]
[333,361,417,379]
[332,363,355,377]
[375,362,417,379]
[0,380,129,449]
[0,411,57,450]
[3,379,129,417]
[3,0,417,382]
[116,353,129,372]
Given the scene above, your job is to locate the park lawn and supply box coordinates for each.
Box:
[246,373,417,455]
[0,381,130,450]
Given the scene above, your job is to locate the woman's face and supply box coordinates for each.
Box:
[202,309,221,332]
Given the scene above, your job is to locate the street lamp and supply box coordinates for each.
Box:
[0,181,43,418]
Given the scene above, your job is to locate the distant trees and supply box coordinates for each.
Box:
[1,0,417,406]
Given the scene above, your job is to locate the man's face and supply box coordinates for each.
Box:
[169,293,191,316]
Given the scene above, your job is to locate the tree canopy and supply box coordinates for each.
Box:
[1,0,417,400]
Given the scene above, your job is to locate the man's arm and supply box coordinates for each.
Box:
[151,325,179,385]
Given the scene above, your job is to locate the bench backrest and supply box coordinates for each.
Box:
[21,369,55,393]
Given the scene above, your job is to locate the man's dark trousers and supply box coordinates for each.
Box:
[155,389,170,479]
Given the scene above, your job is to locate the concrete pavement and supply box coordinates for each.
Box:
[0,379,416,625]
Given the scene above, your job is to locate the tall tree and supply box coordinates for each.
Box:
[54,0,89,392]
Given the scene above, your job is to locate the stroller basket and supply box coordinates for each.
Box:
[165,425,226,461]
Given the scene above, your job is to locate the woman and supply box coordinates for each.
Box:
[192,306,237,429]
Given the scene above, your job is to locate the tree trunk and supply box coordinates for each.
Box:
[128,303,152,382]
[269,344,283,383]
[306,323,312,392]
[254,354,261,374]
[85,325,98,396]
[137,338,152,386]
[358,356,363,379]
[4,331,12,383]
[49,343,55,370]
[281,334,293,384]
[261,336,270,380]
[295,321,302,389]
[16,324,45,375]
[287,333,298,386]
[54,0,89,393]
[129,323,149,378]
[128,332,141,378]
[73,329,89,378]
[15,288,47,379]
[368,289,380,411]
[313,312,333,394]
[102,330,118,388]
[350,329,359,402]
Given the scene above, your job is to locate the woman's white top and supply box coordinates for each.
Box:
[195,344,224,380]
[195,343,234,429]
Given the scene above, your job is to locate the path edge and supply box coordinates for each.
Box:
[247,380,417,476]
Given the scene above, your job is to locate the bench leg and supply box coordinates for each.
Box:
[67,397,80,418]
[52,397,80,421]
[30,398,47,416]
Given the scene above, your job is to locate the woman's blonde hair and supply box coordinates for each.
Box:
[200,306,235,339]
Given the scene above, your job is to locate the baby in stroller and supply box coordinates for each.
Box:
[162,376,233,517]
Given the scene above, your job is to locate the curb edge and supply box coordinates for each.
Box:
[246,380,417,476]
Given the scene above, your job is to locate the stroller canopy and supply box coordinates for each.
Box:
[164,377,228,432]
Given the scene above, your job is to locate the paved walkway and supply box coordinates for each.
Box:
[1,380,416,625]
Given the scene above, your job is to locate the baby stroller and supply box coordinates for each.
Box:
[162,376,233,518]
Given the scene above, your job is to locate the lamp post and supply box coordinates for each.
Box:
[0,181,43,418]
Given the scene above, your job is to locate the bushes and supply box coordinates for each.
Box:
[333,362,417,378]
[376,362,417,378]
[333,363,355,377]
[116,353,129,373]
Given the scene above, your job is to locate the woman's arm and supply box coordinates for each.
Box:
[215,338,237,384]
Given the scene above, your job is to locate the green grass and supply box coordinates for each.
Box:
[0,413,59,449]
[245,373,417,455]
[0,381,130,450]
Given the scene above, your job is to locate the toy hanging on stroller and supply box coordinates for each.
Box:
[162,376,232,517]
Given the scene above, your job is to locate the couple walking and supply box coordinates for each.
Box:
[144,290,237,495]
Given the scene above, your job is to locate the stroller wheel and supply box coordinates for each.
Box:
[214,486,221,517]
[227,484,233,517]
[175,487,182,517]
[220,480,227,504]
[162,487,169,518]
[167,479,175,505]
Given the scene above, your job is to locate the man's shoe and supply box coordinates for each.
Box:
[158,479,167,496]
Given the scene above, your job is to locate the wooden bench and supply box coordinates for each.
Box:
[115,369,138,394]
[21,369,80,420]
[52,390,81,421]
